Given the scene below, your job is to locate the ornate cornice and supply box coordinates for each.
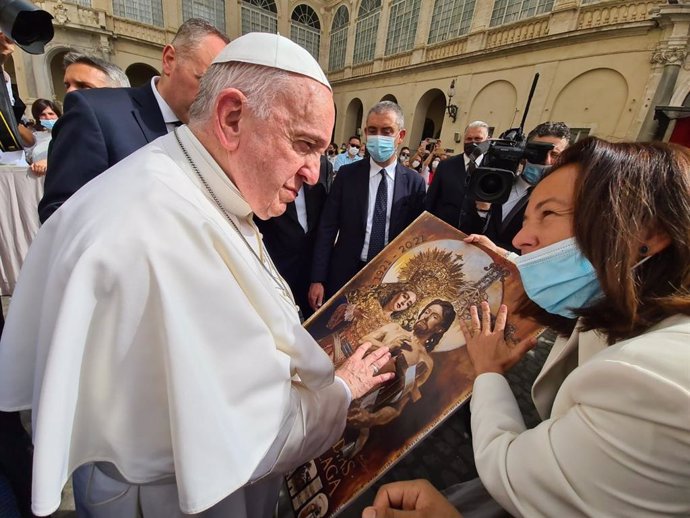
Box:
[651,46,688,65]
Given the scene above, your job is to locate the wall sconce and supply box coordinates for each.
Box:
[446,79,459,123]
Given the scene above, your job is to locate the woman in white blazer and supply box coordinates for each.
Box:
[362,138,690,518]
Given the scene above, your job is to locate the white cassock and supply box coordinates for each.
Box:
[0,125,350,517]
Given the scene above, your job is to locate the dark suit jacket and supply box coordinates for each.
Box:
[483,191,530,254]
[39,84,166,223]
[425,153,483,234]
[312,159,426,297]
[255,157,331,318]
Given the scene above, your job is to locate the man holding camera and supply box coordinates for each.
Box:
[479,121,571,252]
[426,121,490,233]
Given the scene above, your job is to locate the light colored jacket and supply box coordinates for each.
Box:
[471,315,690,517]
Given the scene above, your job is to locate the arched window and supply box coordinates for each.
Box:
[241,0,277,35]
[328,5,349,71]
[353,0,381,65]
[182,0,225,32]
[291,5,321,60]
[112,0,163,27]
[427,0,476,44]
[385,0,421,56]
[490,0,554,27]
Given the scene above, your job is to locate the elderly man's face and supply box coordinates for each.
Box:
[237,78,334,219]
[163,35,227,123]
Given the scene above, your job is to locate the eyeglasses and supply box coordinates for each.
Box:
[350,144,361,149]
[401,153,410,158]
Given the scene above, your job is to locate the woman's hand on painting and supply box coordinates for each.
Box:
[362,479,463,518]
[463,234,509,259]
[336,342,394,399]
[459,302,536,376]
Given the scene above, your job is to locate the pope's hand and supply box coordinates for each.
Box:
[336,342,394,400]
[362,479,463,518]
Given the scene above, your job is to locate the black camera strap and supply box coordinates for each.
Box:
[0,76,22,152]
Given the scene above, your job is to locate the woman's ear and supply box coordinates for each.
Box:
[638,225,672,256]
[214,88,246,151]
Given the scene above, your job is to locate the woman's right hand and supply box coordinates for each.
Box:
[336,343,394,399]
[464,234,509,258]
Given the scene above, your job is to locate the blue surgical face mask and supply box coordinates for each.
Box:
[514,237,603,318]
[367,135,397,163]
[522,162,550,185]
[40,119,56,131]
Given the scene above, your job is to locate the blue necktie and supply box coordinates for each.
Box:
[367,169,388,262]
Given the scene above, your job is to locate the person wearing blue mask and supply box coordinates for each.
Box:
[477,121,571,254]
[364,137,690,518]
[309,101,426,309]
[26,98,62,176]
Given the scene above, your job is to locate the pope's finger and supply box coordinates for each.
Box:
[352,341,374,361]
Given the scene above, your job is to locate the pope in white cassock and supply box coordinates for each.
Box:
[0,33,394,517]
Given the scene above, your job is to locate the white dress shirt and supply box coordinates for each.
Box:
[294,185,308,232]
[360,158,395,261]
[500,176,531,221]
[150,76,180,132]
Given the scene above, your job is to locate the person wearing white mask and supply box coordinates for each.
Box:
[309,101,426,309]
[333,134,363,172]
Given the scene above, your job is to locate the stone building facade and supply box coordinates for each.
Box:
[8,0,690,149]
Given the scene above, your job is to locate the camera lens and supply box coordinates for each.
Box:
[477,173,507,200]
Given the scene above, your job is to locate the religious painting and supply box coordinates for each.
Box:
[286,212,541,518]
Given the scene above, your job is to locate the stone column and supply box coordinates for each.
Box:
[637,4,690,141]
[465,0,494,53]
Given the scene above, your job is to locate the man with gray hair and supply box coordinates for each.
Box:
[0,33,393,517]
[309,101,426,309]
[426,120,490,232]
[39,18,229,222]
[62,51,130,92]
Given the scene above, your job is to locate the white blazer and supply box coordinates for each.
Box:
[470,314,690,517]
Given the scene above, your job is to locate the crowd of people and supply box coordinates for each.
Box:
[0,19,688,518]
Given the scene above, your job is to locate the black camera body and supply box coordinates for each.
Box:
[468,137,553,204]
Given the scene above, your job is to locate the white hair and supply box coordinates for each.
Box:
[188,62,294,123]
[465,120,489,132]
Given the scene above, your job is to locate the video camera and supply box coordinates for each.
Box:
[0,0,53,152]
[465,73,552,205]
[467,136,553,204]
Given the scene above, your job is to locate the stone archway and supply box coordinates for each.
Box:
[467,80,518,136]
[49,49,69,101]
[381,93,397,103]
[410,88,445,149]
[125,63,159,87]
[551,68,628,139]
[343,97,363,142]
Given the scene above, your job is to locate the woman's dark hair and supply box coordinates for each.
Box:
[518,137,690,343]
[31,98,62,129]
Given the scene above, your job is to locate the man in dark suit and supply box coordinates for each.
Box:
[309,101,426,309]
[38,19,228,223]
[425,121,490,234]
[256,155,332,319]
[482,121,571,252]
